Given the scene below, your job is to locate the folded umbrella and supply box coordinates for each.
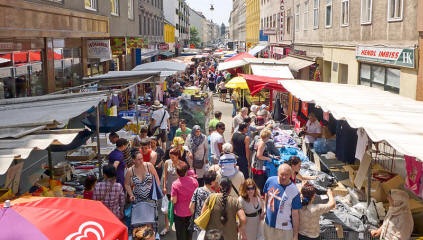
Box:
[82,115,129,133]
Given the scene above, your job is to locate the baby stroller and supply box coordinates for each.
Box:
[130,201,160,240]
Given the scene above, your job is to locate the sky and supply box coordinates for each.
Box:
[185,0,232,26]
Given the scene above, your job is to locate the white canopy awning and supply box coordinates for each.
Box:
[0,131,79,175]
[83,71,160,81]
[217,60,248,71]
[278,56,315,72]
[280,80,423,161]
[132,61,188,72]
[0,92,106,129]
[251,64,294,79]
[248,44,268,56]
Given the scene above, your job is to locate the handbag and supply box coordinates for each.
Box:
[194,194,217,230]
[193,148,207,169]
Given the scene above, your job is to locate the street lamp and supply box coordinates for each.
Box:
[210,4,214,11]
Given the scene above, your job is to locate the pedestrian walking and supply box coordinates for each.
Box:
[171,161,199,240]
[232,107,248,134]
[108,138,128,188]
[161,148,182,236]
[231,122,250,178]
[139,138,158,166]
[251,130,272,194]
[93,165,125,219]
[185,125,209,186]
[202,177,247,240]
[150,136,165,179]
[150,100,170,150]
[263,164,302,240]
[189,170,218,240]
[168,100,180,142]
[175,119,192,141]
[239,178,264,240]
[210,122,225,165]
[299,184,335,240]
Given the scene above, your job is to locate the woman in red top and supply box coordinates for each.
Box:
[140,138,157,166]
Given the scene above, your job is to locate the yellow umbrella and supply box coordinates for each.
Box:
[225,76,249,89]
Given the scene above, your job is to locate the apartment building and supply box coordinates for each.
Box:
[246,0,261,49]
[177,0,190,47]
[189,8,205,47]
[277,0,420,99]
[230,0,247,51]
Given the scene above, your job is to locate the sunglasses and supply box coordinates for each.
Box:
[247,187,256,191]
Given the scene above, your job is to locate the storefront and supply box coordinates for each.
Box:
[356,46,417,98]
[0,0,110,98]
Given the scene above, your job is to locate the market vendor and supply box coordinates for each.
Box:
[303,112,322,148]
[286,156,317,183]
[370,189,414,240]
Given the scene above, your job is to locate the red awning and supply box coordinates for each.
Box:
[240,74,289,96]
[224,52,256,62]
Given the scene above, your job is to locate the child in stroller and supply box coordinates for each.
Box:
[130,201,160,240]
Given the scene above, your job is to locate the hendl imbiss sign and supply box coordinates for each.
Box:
[356,46,415,68]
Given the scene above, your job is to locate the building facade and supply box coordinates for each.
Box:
[177,0,190,47]
[0,0,110,98]
[230,0,247,51]
[246,0,260,49]
[417,0,423,101]
[189,8,205,47]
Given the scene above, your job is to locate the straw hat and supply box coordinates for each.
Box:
[152,100,163,109]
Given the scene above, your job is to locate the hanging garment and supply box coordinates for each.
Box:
[336,120,357,164]
[355,129,368,161]
[404,155,423,195]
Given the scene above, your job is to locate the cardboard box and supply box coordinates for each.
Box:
[343,165,360,183]
[364,170,404,202]
[333,182,348,197]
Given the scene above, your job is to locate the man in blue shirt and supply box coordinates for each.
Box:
[108,138,128,188]
[263,164,302,240]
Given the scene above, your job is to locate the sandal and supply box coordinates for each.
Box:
[160,228,169,236]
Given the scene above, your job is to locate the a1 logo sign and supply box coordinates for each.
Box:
[65,221,105,240]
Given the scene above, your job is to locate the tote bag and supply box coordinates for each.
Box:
[194,194,217,230]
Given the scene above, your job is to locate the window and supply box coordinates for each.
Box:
[359,63,400,93]
[139,15,142,34]
[295,4,300,31]
[313,0,319,28]
[128,0,134,19]
[270,15,272,28]
[304,1,309,30]
[388,0,403,21]
[85,0,97,10]
[325,0,332,27]
[341,0,349,26]
[361,0,372,24]
[111,0,119,16]
[261,18,264,29]
[273,14,276,28]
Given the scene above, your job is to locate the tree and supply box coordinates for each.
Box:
[189,26,201,48]
[221,23,226,36]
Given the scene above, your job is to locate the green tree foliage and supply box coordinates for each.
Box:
[189,26,201,48]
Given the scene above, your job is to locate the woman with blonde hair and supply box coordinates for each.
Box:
[239,178,264,240]
[251,129,273,194]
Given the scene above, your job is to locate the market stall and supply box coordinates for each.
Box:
[178,86,213,131]
[276,80,423,238]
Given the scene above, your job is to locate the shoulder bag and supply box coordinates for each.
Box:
[193,144,207,169]
[194,193,217,230]
[151,110,166,136]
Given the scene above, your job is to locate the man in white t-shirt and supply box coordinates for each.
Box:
[210,122,225,164]
[304,112,322,145]
[150,100,170,150]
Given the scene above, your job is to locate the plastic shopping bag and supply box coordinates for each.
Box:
[161,195,169,214]
[197,230,206,240]
[168,201,174,229]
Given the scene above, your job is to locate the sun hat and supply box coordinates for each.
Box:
[152,100,163,109]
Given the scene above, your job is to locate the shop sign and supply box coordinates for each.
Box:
[159,43,169,50]
[356,46,415,68]
[111,38,126,55]
[263,28,276,35]
[273,47,284,55]
[280,0,285,41]
[293,49,306,56]
[87,40,112,60]
[126,37,148,49]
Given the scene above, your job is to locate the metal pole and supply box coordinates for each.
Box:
[48,148,54,180]
[96,104,102,179]
[135,84,139,135]
[367,158,372,206]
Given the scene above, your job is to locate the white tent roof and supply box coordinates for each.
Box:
[83,71,160,81]
[278,56,315,72]
[0,92,106,129]
[250,64,294,79]
[132,61,188,72]
[217,60,248,71]
[248,44,268,56]
[280,80,423,161]
[0,131,79,175]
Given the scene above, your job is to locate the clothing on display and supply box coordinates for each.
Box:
[355,129,368,161]
[405,155,423,195]
[336,120,358,164]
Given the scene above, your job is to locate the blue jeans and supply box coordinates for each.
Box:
[168,126,178,142]
[232,100,237,117]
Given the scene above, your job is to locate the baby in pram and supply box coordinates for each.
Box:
[133,225,155,240]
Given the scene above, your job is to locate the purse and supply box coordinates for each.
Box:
[194,194,217,230]
[193,150,207,169]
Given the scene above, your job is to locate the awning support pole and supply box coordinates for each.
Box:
[48,148,53,180]
[96,104,102,179]
[135,84,139,135]
[269,90,273,111]
[367,158,372,206]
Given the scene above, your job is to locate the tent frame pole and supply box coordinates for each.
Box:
[48,148,54,180]
[135,84,139,135]
[96,104,102,179]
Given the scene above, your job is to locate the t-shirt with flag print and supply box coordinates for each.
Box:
[263,176,302,230]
